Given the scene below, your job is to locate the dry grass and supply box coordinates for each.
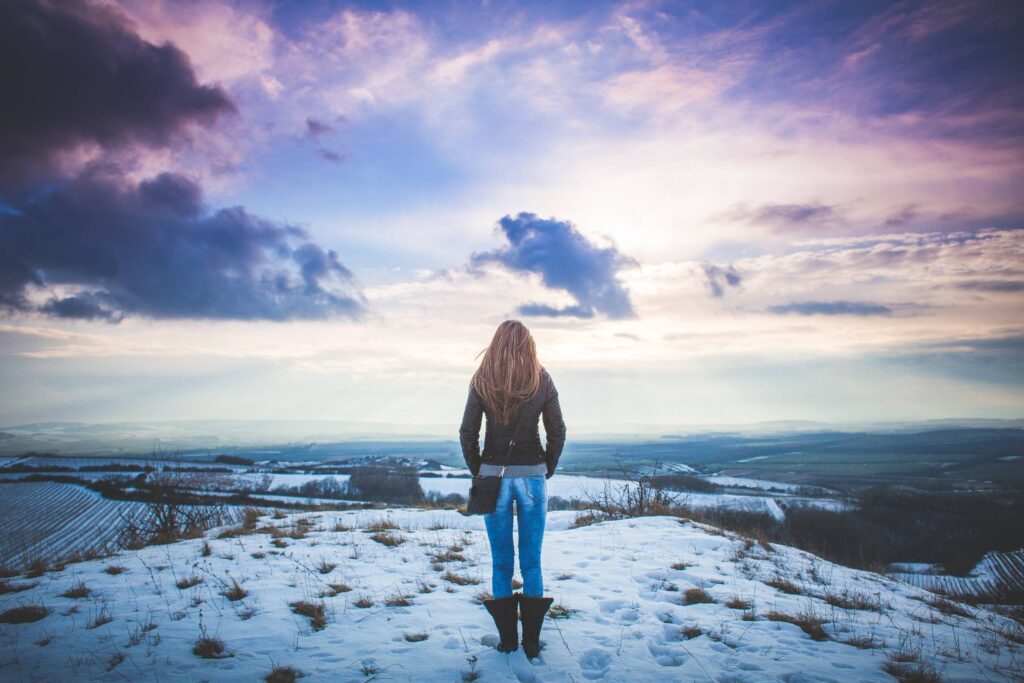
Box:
[765,576,802,595]
[104,565,125,575]
[765,609,828,641]
[0,605,50,624]
[843,634,882,649]
[265,664,304,682]
[86,605,114,629]
[365,518,400,532]
[289,600,327,630]
[925,596,972,619]
[725,597,751,610]
[24,558,51,578]
[353,595,374,608]
[441,570,480,586]
[176,575,203,590]
[681,625,703,639]
[221,579,248,602]
[193,634,229,658]
[0,580,37,595]
[822,589,880,612]
[431,550,466,563]
[549,602,580,619]
[404,632,429,642]
[317,560,337,575]
[370,532,406,547]
[61,580,92,599]
[671,561,691,570]
[385,592,413,607]
[683,587,715,605]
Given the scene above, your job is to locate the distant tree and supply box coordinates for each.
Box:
[345,465,425,504]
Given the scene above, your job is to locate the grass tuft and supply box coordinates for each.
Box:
[176,575,203,590]
[221,579,248,602]
[683,587,715,605]
[193,634,230,659]
[0,604,50,624]
[765,609,828,641]
[441,570,480,586]
[61,580,92,599]
[266,665,304,683]
[289,600,327,630]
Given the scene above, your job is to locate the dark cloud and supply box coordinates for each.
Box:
[305,118,335,138]
[0,0,236,191]
[317,149,346,164]
[702,263,743,298]
[0,0,364,323]
[469,212,637,319]
[725,203,844,232]
[0,166,367,322]
[38,292,123,323]
[768,301,892,316]
[955,280,1024,293]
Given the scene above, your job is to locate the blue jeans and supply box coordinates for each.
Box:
[483,475,547,599]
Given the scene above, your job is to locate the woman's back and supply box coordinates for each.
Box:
[459,366,566,477]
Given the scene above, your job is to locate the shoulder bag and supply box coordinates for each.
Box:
[466,402,529,515]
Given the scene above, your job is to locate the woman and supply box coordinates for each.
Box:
[459,319,567,660]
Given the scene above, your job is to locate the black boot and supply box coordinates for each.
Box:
[483,593,519,652]
[519,595,554,660]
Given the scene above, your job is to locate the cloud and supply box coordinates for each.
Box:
[0,0,236,190]
[955,280,1024,293]
[701,263,743,298]
[724,202,845,232]
[0,166,367,322]
[305,118,335,138]
[469,212,638,319]
[767,301,892,316]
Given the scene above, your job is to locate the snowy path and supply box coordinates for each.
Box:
[0,508,1020,681]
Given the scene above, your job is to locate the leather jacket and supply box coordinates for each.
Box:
[459,367,566,477]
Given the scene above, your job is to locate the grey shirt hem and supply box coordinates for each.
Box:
[478,463,547,477]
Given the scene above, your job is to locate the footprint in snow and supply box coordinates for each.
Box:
[579,647,612,679]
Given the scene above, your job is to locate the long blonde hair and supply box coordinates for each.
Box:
[471,320,543,425]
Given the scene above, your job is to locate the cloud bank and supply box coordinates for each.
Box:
[0,0,364,322]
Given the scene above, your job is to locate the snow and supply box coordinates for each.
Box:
[703,475,805,493]
[1,509,1019,681]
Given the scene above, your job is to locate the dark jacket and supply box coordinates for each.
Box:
[459,367,566,477]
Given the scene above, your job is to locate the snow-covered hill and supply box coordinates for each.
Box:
[0,508,1020,681]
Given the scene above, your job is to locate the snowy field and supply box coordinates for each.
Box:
[0,471,849,572]
[0,507,1020,681]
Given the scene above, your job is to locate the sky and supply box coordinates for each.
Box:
[0,0,1022,432]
